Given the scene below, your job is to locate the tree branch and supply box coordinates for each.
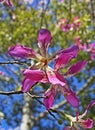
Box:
[0,90,23,95]
[0,60,27,65]
[0,91,45,99]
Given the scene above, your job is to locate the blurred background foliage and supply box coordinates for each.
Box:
[0,0,95,129]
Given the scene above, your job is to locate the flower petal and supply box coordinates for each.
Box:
[64,126,72,130]
[54,46,79,70]
[60,85,79,108]
[81,100,95,118]
[65,90,79,108]
[38,28,52,56]
[23,69,44,81]
[80,118,94,129]
[22,78,36,92]
[46,67,66,86]
[65,61,88,77]
[44,85,57,110]
[6,0,13,7]
[8,44,40,59]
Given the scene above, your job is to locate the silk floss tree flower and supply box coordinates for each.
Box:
[0,0,13,7]
[8,28,88,110]
[64,100,95,130]
[75,36,95,60]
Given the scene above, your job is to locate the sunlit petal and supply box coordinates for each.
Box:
[46,67,66,86]
[38,28,52,56]
[23,69,44,81]
[65,61,88,77]
[54,46,79,70]
[8,44,40,59]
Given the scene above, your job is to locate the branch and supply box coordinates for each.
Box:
[0,60,27,65]
[0,90,23,95]
[0,91,46,99]
[27,92,45,99]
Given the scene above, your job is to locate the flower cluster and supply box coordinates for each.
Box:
[75,36,95,60]
[0,0,13,7]
[8,28,87,110]
[64,100,95,130]
[59,16,81,32]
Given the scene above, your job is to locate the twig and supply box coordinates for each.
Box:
[0,90,23,95]
[0,60,27,65]
[27,92,46,98]
[90,0,95,31]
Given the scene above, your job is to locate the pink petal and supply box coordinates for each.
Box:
[6,0,13,6]
[22,78,36,92]
[59,19,74,32]
[38,28,52,56]
[65,90,79,107]
[80,118,94,129]
[65,61,88,77]
[88,43,95,48]
[61,87,79,108]
[8,44,40,59]
[46,68,66,86]
[81,100,95,118]
[64,126,72,130]
[23,69,44,81]
[54,46,79,70]
[44,85,57,110]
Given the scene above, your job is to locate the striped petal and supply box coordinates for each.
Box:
[46,67,66,86]
[65,61,88,77]
[38,28,52,56]
[23,69,44,81]
[8,44,40,59]
[60,85,79,108]
[54,46,79,70]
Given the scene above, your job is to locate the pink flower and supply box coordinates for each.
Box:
[59,19,74,32]
[0,71,5,76]
[75,36,95,60]
[8,28,88,109]
[59,16,81,32]
[0,0,13,7]
[75,36,87,51]
[88,43,95,60]
[64,100,95,129]
[73,16,82,30]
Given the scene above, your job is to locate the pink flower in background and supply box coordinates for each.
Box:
[59,16,81,32]
[59,19,73,32]
[0,0,13,7]
[73,16,82,30]
[75,36,95,60]
[0,71,5,76]
[88,43,95,60]
[64,100,95,130]
[75,36,87,51]
[8,28,88,109]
